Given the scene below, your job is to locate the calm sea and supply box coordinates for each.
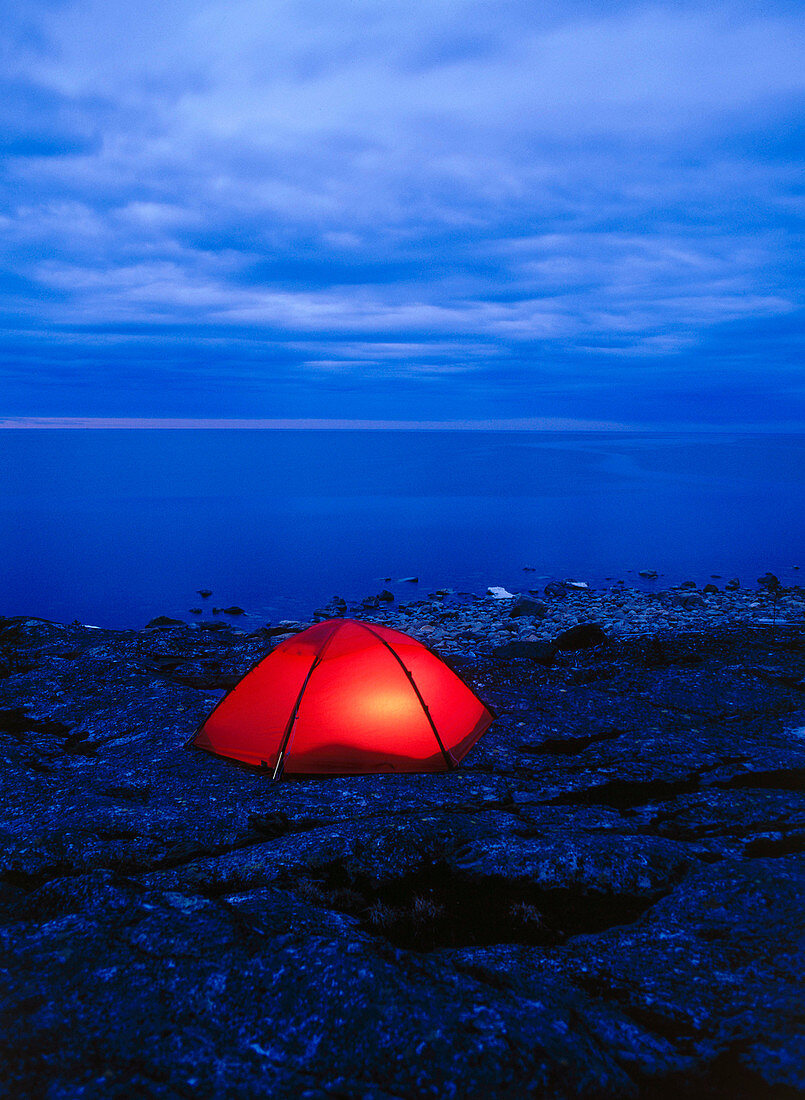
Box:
[1,430,803,629]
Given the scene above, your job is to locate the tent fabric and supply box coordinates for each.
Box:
[191,618,495,776]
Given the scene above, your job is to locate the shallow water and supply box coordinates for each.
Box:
[1,429,803,627]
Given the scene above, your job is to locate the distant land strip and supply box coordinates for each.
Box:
[0,418,801,431]
[0,416,635,430]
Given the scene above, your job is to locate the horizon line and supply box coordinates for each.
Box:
[0,416,802,432]
[0,416,636,431]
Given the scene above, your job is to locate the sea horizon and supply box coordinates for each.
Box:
[2,417,805,433]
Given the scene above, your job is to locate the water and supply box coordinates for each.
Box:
[1,429,803,628]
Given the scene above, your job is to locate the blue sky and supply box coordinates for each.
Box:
[1,0,803,425]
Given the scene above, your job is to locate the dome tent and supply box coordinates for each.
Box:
[191,618,495,778]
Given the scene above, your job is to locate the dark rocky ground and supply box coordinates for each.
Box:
[1,587,804,1098]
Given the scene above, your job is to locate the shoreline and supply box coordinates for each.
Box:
[129,576,805,657]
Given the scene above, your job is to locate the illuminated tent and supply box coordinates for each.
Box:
[191,618,495,778]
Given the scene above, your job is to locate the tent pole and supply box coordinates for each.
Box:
[357,622,454,770]
[271,621,342,781]
[272,654,321,781]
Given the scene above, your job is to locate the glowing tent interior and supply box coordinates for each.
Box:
[191,618,495,778]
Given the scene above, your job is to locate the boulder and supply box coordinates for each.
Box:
[726,578,740,590]
[544,581,568,598]
[757,572,782,592]
[145,616,185,628]
[679,593,706,609]
[509,595,548,619]
[555,623,607,650]
[639,570,658,579]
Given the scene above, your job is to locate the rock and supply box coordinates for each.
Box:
[726,577,741,590]
[638,570,658,579]
[487,586,515,599]
[491,640,557,664]
[555,623,607,650]
[378,590,394,603]
[509,595,547,619]
[566,580,589,589]
[3,605,805,1098]
[680,580,697,589]
[220,606,246,616]
[197,589,212,598]
[544,581,568,598]
[757,572,782,591]
[522,565,536,571]
[145,616,185,628]
[679,593,706,609]
[703,584,719,594]
[400,576,418,584]
[188,608,203,614]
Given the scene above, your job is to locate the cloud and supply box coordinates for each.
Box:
[0,0,803,420]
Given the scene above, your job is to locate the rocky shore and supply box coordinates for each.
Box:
[1,579,804,1097]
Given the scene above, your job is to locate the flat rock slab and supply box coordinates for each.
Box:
[0,612,804,1097]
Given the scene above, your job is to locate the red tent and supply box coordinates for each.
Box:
[191,618,494,778]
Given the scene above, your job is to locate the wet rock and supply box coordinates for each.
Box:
[487,586,515,599]
[757,572,782,591]
[639,570,658,579]
[197,589,213,597]
[680,579,697,589]
[144,616,186,628]
[726,577,741,590]
[544,581,568,598]
[188,607,203,614]
[509,595,547,619]
[703,584,718,594]
[679,593,706,609]
[555,622,607,650]
[378,590,394,602]
[220,606,246,616]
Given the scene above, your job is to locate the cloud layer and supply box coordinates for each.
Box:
[2,0,803,421]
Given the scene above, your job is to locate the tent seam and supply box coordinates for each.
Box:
[355,620,455,770]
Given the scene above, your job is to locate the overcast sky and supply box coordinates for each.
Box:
[2,0,803,425]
